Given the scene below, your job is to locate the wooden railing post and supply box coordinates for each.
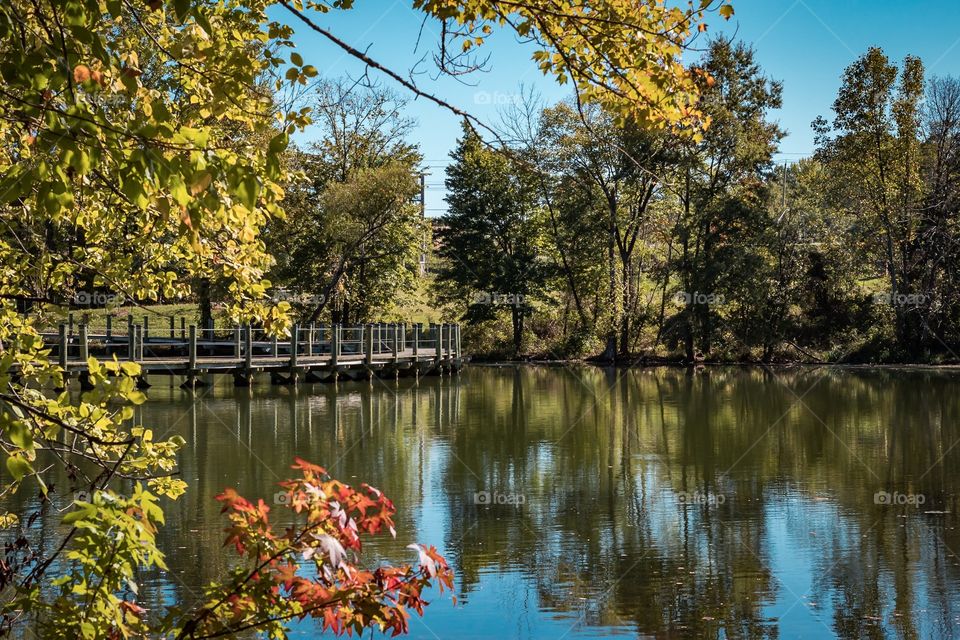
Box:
[455,324,461,358]
[143,315,149,340]
[289,324,299,368]
[169,316,175,339]
[331,324,341,366]
[106,315,112,339]
[68,313,74,336]
[127,315,133,344]
[234,326,241,359]
[180,316,186,339]
[137,324,145,359]
[59,323,68,368]
[412,324,420,357]
[272,332,278,358]
[307,323,314,357]
[244,324,253,370]
[391,323,399,361]
[364,324,374,365]
[188,324,197,371]
[435,324,443,362]
[79,323,89,362]
[127,321,135,361]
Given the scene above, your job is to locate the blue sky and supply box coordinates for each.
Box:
[279,1,960,215]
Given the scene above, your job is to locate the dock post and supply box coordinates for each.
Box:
[127,315,133,345]
[307,323,314,357]
[455,324,461,358]
[143,315,149,340]
[189,324,197,371]
[181,324,204,389]
[412,324,420,357]
[169,316,175,339]
[331,324,341,367]
[234,326,241,359]
[79,323,89,361]
[78,324,93,390]
[106,315,112,340]
[180,316,186,339]
[58,323,68,369]
[137,324,145,360]
[245,325,253,369]
[68,313,74,336]
[236,324,254,387]
[127,322,135,360]
[289,324,299,367]
[392,323,399,362]
[435,324,443,363]
[364,323,374,366]
[283,323,299,385]
[272,332,278,358]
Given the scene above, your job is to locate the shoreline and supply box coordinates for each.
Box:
[468,358,960,371]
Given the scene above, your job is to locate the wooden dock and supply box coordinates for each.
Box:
[43,321,464,389]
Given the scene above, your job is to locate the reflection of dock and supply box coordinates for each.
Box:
[43,322,464,388]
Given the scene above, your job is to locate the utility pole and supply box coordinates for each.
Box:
[419,171,429,276]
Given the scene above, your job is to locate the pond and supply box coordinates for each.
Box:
[14,365,960,638]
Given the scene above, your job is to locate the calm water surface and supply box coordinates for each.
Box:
[17,365,960,638]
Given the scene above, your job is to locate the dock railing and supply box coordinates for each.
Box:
[44,319,462,369]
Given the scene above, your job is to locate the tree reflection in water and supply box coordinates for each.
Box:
[6,366,960,639]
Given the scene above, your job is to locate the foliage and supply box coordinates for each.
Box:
[267,82,425,325]
[434,124,549,355]
[1,0,732,632]
[0,0,305,633]
[443,41,960,364]
[174,459,453,639]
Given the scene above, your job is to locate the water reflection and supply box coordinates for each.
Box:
[10,366,960,638]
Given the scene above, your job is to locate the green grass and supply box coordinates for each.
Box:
[35,303,221,335]
[34,277,446,335]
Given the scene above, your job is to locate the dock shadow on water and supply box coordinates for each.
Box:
[8,366,960,639]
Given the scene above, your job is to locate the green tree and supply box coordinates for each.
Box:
[538,101,680,358]
[267,81,424,324]
[669,39,784,360]
[435,125,547,355]
[814,47,926,353]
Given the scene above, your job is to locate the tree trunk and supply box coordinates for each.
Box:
[511,307,524,357]
[198,278,213,332]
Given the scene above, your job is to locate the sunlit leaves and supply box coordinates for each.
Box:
[0,0,305,633]
[401,0,736,131]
